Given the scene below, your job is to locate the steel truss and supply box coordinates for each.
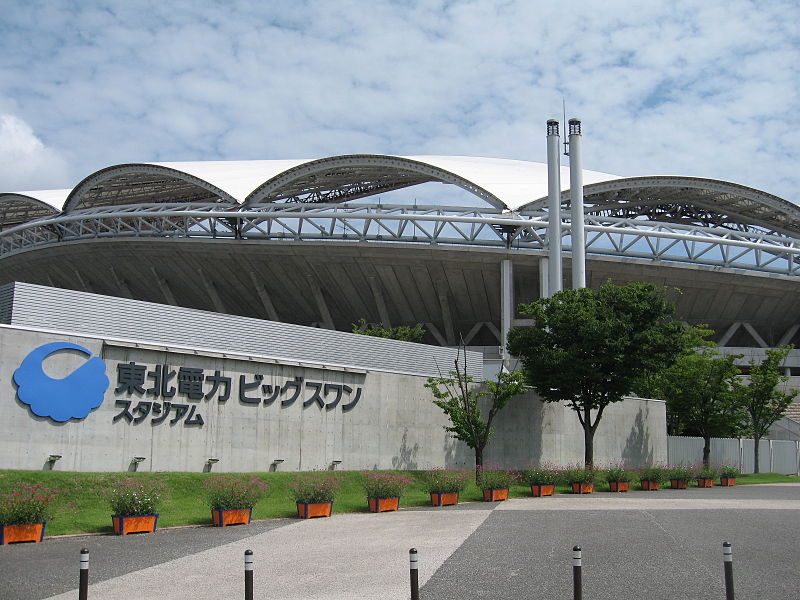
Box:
[2,202,800,276]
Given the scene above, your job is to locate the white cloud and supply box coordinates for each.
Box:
[0,114,72,190]
[0,0,797,202]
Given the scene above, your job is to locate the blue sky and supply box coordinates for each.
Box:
[1,0,798,202]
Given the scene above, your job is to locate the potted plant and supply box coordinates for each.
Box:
[204,475,269,526]
[109,478,162,535]
[563,467,597,494]
[289,472,339,518]
[361,472,411,512]
[719,465,739,486]
[0,484,57,545]
[478,469,513,502]
[604,466,633,492]
[639,465,667,491]
[668,465,693,489]
[418,468,470,506]
[695,465,718,487]
[521,467,560,496]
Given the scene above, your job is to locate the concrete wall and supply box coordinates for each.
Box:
[1,326,666,472]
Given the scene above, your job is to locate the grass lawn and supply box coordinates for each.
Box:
[1,470,798,536]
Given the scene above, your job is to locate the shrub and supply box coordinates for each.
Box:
[562,467,598,484]
[204,475,269,510]
[520,467,561,485]
[668,465,693,481]
[0,484,58,524]
[719,464,739,478]
[288,472,340,504]
[695,464,719,479]
[108,478,162,515]
[417,468,471,493]
[639,465,668,483]
[361,472,412,499]
[603,466,634,483]
[477,469,513,490]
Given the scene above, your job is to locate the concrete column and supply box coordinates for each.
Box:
[546,120,563,296]
[501,259,513,360]
[539,256,549,299]
[568,118,586,289]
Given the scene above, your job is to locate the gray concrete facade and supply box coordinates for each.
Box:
[0,285,666,472]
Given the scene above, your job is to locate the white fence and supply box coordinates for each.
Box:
[667,436,800,474]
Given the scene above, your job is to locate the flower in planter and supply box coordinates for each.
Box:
[638,465,668,483]
[520,466,561,486]
[667,464,693,482]
[108,477,163,516]
[361,472,411,499]
[603,465,634,483]
[719,464,739,479]
[0,484,58,525]
[694,464,719,480]
[562,466,599,485]
[288,472,340,504]
[204,475,269,510]
[417,468,471,494]
[477,468,514,490]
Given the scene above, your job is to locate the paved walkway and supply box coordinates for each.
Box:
[2,483,800,599]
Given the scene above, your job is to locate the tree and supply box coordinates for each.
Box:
[351,318,426,343]
[425,349,527,482]
[737,347,798,473]
[507,281,687,468]
[656,347,746,467]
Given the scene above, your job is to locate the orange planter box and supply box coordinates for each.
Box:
[720,477,736,487]
[571,482,593,494]
[482,488,509,502]
[430,492,459,506]
[608,481,629,492]
[112,514,158,535]
[296,502,333,519]
[0,522,46,545]
[670,479,688,489]
[531,484,555,497]
[368,497,400,512]
[640,480,661,491]
[696,478,714,488]
[212,508,252,527]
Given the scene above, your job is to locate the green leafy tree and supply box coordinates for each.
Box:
[507,281,687,468]
[425,352,527,482]
[656,347,745,467]
[352,318,426,343]
[737,347,798,473]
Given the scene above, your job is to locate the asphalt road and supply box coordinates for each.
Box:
[1,483,799,600]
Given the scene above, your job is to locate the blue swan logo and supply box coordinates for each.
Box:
[14,342,109,422]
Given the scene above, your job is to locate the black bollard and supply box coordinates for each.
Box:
[244,549,254,600]
[409,548,419,600]
[572,546,582,600]
[723,542,734,600]
[79,548,89,600]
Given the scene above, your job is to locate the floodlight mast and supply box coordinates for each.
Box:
[546,120,563,297]
[568,119,586,289]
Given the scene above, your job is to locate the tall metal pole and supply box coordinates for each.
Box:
[500,259,512,361]
[568,118,586,289]
[546,120,563,296]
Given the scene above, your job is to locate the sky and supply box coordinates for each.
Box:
[0,0,798,203]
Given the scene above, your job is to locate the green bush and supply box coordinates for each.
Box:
[108,478,163,515]
[288,472,340,503]
[0,484,58,524]
[361,472,412,498]
[719,464,739,478]
[639,465,668,483]
[477,469,513,490]
[204,475,269,510]
[603,466,634,483]
[417,468,471,493]
[667,465,693,481]
[520,467,561,485]
[695,465,719,479]
[562,467,598,484]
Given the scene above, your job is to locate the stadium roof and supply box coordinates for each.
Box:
[2,154,797,237]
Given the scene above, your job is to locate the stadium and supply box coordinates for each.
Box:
[1,122,799,472]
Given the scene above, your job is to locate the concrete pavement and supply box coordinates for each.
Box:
[1,483,799,600]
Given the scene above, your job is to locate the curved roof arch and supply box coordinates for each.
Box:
[0,193,62,230]
[519,176,800,236]
[242,154,509,209]
[62,164,240,213]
